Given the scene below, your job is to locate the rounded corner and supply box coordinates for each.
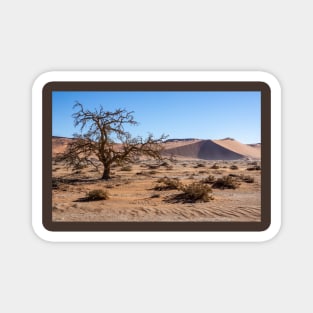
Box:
[256,71,282,93]
[32,71,58,94]
[32,222,54,243]
[258,219,281,242]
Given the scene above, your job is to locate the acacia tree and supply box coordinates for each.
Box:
[56,102,167,180]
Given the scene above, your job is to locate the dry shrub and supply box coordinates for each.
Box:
[155,177,182,190]
[52,178,60,189]
[240,175,255,183]
[248,161,258,166]
[194,163,206,168]
[247,165,261,171]
[198,170,208,174]
[212,176,240,189]
[85,189,109,201]
[210,163,220,169]
[148,164,160,170]
[230,165,239,170]
[180,182,213,202]
[201,175,216,184]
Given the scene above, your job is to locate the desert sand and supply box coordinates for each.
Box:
[52,137,261,222]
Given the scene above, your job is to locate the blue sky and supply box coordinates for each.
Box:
[52,91,261,144]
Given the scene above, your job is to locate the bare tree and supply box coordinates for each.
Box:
[56,102,167,180]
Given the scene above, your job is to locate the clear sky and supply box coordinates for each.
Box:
[52,91,261,144]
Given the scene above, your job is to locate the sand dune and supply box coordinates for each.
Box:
[212,139,260,159]
[163,139,260,160]
[52,136,261,160]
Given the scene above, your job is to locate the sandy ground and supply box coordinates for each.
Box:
[52,158,261,222]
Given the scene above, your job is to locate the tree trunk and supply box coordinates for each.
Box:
[101,166,111,180]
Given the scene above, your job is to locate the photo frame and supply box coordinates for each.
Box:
[32,71,281,242]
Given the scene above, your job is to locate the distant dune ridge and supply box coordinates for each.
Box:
[52,137,261,160]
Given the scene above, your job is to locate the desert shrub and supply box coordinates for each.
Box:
[230,165,239,170]
[160,161,169,167]
[85,189,109,201]
[248,161,258,166]
[149,170,158,175]
[198,170,208,174]
[52,178,60,189]
[180,182,213,202]
[228,173,239,177]
[240,175,254,183]
[121,165,132,171]
[212,176,239,189]
[148,164,160,169]
[202,175,216,184]
[247,165,261,171]
[194,163,206,168]
[210,163,219,169]
[155,177,182,190]
[150,194,160,198]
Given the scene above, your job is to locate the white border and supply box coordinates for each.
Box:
[32,71,281,242]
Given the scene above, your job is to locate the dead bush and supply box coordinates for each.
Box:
[194,163,206,168]
[85,189,109,201]
[154,177,182,190]
[240,175,255,183]
[180,182,214,202]
[212,176,240,189]
[247,165,261,171]
[201,175,216,184]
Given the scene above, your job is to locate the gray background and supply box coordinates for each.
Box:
[1,1,311,312]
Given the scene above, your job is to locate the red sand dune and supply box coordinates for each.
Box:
[163,138,260,160]
[212,139,260,159]
[52,137,261,160]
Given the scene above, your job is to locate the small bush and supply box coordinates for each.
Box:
[248,161,258,166]
[212,176,239,189]
[247,165,261,171]
[121,165,132,171]
[86,189,109,201]
[210,163,220,169]
[148,164,160,169]
[228,173,239,177]
[155,177,182,190]
[52,178,60,189]
[180,182,213,202]
[230,165,239,170]
[198,170,208,174]
[150,194,161,198]
[202,175,216,184]
[240,175,255,183]
[194,163,206,168]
